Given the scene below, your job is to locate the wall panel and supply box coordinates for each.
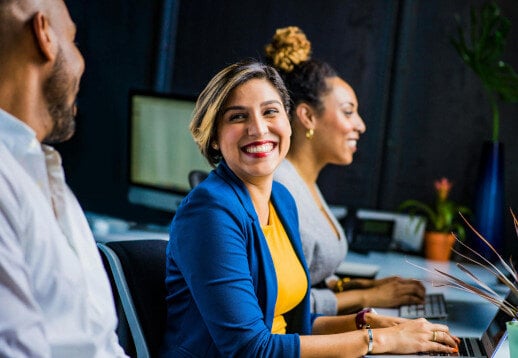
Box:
[60,0,518,254]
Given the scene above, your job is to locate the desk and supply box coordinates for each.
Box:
[345,251,511,357]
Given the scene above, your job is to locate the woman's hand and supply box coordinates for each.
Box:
[372,318,459,355]
[364,311,407,328]
[372,276,421,288]
[364,276,426,307]
[308,314,458,356]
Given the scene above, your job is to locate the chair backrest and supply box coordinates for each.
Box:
[188,170,209,189]
[98,239,168,358]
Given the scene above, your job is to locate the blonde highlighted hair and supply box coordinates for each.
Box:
[190,60,290,167]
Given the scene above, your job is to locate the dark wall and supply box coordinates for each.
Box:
[61,0,173,223]
[171,0,402,209]
[61,0,518,255]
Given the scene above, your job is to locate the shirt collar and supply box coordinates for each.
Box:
[0,108,58,202]
[0,108,41,158]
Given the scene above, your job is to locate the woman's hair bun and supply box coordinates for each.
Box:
[265,26,311,73]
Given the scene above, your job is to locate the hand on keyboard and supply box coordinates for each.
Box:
[364,276,426,307]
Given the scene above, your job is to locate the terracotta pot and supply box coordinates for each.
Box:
[424,232,455,261]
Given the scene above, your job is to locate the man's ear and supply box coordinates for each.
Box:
[294,103,317,129]
[32,12,55,62]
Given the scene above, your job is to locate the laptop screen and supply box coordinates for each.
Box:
[481,290,516,357]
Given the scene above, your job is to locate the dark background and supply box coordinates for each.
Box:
[61,0,518,256]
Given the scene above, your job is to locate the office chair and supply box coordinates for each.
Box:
[98,239,168,358]
[188,170,209,189]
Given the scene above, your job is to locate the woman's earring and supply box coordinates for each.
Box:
[305,128,314,139]
[212,142,219,150]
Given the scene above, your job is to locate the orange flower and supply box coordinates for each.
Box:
[434,177,452,201]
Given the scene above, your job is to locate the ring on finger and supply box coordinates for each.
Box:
[432,331,437,342]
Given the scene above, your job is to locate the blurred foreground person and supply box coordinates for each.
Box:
[0,0,127,356]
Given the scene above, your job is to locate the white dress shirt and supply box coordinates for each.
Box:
[0,109,127,357]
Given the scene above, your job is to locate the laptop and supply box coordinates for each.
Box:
[399,293,448,319]
[365,291,513,357]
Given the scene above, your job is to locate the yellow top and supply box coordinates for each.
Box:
[262,202,308,334]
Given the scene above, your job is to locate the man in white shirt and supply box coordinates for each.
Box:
[0,0,127,356]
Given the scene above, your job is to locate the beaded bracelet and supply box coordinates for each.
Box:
[334,277,351,293]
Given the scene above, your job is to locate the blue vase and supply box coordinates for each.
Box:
[472,141,505,262]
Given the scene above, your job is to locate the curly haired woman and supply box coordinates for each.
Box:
[268,26,426,315]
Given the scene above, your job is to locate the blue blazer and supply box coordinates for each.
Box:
[161,162,316,357]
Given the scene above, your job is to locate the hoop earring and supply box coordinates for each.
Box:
[305,128,314,139]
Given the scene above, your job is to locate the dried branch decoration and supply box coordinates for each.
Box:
[407,209,518,319]
[265,26,311,72]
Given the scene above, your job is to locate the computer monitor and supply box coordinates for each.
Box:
[128,90,213,213]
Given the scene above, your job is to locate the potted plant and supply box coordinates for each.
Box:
[450,2,518,259]
[398,178,471,261]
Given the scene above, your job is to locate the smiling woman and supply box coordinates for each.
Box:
[160,59,459,357]
[214,78,292,201]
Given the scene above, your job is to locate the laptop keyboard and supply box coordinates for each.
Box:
[418,337,486,357]
[399,293,448,319]
[458,337,486,357]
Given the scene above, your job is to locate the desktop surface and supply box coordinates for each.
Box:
[345,250,511,357]
[88,213,511,357]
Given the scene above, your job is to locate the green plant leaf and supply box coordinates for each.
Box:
[398,200,438,230]
[451,2,518,141]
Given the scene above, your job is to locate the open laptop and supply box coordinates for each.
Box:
[365,290,514,357]
[399,293,448,319]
